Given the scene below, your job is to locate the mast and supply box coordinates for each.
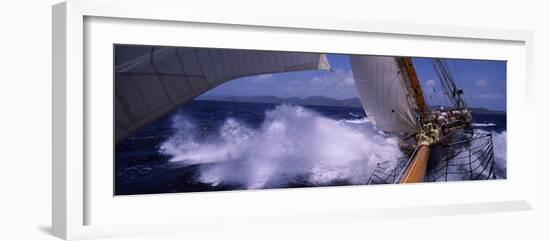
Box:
[396,57,432,183]
[400,145,431,183]
[397,57,429,114]
[350,56,470,184]
[349,55,421,133]
[351,56,470,184]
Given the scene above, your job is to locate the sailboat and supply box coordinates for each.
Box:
[352,56,497,184]
[115,45,498,184]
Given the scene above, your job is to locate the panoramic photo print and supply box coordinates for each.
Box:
[114,45,506,195]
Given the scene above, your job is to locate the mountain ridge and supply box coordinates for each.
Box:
[198,95,363,108]
[197,95,505,114]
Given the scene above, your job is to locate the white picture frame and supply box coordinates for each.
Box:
[52,0,535,240]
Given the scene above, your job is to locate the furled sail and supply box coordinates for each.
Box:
[115,46,331,143]
[350,55,420,133]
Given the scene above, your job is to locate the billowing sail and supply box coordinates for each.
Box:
[115,46,331,143]
[350,55,420,133]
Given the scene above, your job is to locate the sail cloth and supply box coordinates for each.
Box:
[114,46,331,143]
[350,55,420,133]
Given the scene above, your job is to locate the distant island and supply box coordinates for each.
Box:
[198,95,363,108]
[197,95,505,114]
[427,105,506,115]
[465,107,506,115]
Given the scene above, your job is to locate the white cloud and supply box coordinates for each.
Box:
[290,69,358,99]
[308,69,355,92]
[256,74,273,80]
[426,79,436,87]
[309,69,355,88]
[215,68,358,99]
[310,76,324,85]
[248,74,274,83]
[475,92,502,99]
[287,79,302,86]
[475,79,488,87]
[332,68,355,86]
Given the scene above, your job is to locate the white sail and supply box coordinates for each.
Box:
[350,55,420,133]
[115,46,331,143]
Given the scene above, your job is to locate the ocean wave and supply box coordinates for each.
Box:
[472,123,497,127]
[487,130,507,178]
[157,104,508,188]
[343,117,370,124]
[159,104,403,189]
[471,129,507,178]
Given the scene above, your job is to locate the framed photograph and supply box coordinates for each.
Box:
[52,0,535,240]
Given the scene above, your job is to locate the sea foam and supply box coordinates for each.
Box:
[485,130,507,178]
[472,123,497,127]
[159,104,508,188]
[159,104,403,189]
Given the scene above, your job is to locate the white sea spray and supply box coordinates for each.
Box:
[159,104,403,189]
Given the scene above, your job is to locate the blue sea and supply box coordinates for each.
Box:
[115,100,507,195]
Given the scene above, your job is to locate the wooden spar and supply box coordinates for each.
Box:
[399,57,429,114]
[398,57,431,183]
[400,144,431,183]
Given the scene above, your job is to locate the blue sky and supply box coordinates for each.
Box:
[203,54,506,111]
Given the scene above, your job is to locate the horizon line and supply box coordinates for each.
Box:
[197,94,506,112]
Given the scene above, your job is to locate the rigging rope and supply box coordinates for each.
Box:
[368,131,498,184]
[450,61,467,103]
